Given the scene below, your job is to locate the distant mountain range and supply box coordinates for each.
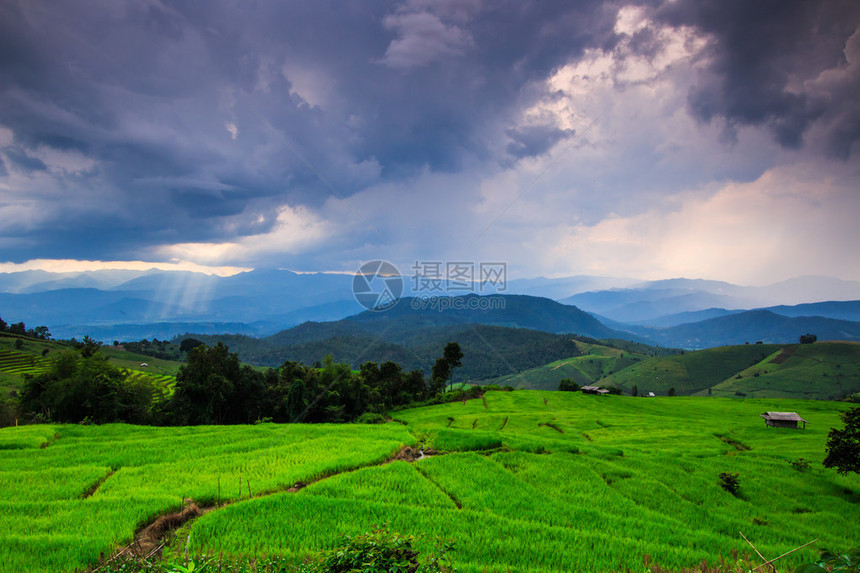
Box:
[560,276,860,323]
[1,268,859,350]
[180,294,860,380]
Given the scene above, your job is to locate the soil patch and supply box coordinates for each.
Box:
[390,445,440,462]
[771,347,796,365]
[287,481,308,493]
[104,502,205,564]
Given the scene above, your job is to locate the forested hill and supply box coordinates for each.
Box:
[184,325,600,381]
[344,294,620,339]
[177,294,648,380]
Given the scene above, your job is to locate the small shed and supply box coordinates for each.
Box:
[761,411,808,429]
[581,385,609,395]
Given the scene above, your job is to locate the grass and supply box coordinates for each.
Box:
[0,423,413,573]
[100,347,184,378]
[0,391,857,572]
[601,344,783,396]
[485,339,652,390]
[176,391,858,572]
[707,342,860,400]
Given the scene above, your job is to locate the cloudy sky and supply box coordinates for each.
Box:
[1,0,858,285]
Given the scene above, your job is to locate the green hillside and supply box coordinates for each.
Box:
[1,393,856,573]
[599,344,784,396]
[0,337,181,398]
[485,339,653,390]
[0,336,67,395]
[706,341,860,400]
[100,346,183,378]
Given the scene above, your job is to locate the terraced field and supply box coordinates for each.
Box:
[486,339,652,390]
[0,348,51,377]
[197,393,858,572]
[0,341,178,396]
[0,392,857,572]
[0,423,412,573]
[706,342,860,400]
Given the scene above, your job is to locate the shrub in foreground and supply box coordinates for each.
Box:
[298,525,455,573]
[718,472,741,496]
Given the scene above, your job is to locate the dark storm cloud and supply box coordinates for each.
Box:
[2,148,47,174]
[0,0,621,263]
[2,0,857,269]
[505,125,576,159]
[654,0,860,157]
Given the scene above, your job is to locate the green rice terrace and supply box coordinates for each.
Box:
[0,391,857,573]
[0,336,178,400]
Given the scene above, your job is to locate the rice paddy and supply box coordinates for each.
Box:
[0,391,857,572]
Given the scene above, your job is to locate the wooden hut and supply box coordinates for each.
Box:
[760,412,808,429]
[581,385,610,395]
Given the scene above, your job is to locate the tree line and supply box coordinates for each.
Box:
[17,341,473,426]
[0,316,51,340]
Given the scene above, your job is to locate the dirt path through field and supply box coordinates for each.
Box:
[87,440,442,571]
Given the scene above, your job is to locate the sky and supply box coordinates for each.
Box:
[1,0,859,285]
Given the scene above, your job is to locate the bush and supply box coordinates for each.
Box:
[790,458,811,472]
[718,472,741,496]
[298,525,455,573]
[356,412,387,424]
[558,378,579,392]
[797,547,860,573]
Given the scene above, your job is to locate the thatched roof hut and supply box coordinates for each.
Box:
[761,411,808,429]
[581,385,610,395]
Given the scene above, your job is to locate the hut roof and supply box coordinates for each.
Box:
[761,412,808,423]
[581,385,600,391]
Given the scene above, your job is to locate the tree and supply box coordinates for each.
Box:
[443,342,463,392]
[78,335,102,358]
[0,316,7,331]
[8,322,25,336]
[431,358,450,394]
[180,337,206,353]
[823,407,860,475]
[631,385,639,397]
[31,326,50,340]
[668,387,677,396]
[171,342,242,425]
[558,378,579,392]
[19,351,153,424]
[800,333,818,344]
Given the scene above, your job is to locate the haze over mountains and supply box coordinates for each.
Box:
[1,268,859,350]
